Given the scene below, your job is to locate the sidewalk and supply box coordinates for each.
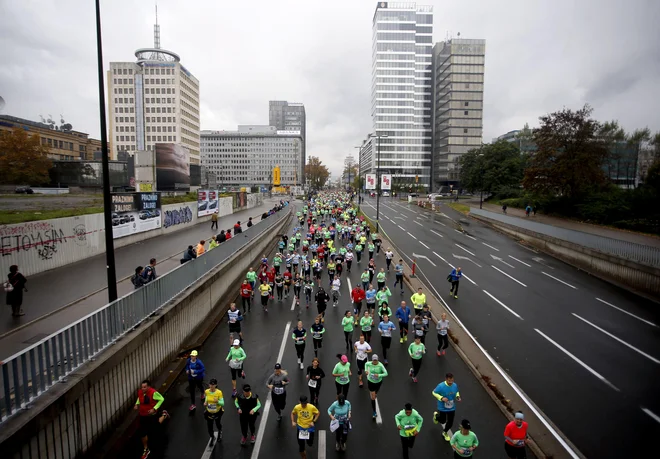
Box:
[475,202,660,247]
[0,198,281,347]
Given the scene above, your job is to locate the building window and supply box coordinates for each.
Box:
[464,111,468,115]
[463,128,468,133]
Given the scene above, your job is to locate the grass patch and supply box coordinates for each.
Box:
[0,207,105,225]
[448,202,470,214]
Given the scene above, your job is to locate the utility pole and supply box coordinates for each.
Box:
[95,0,117,302]
[370,133,388,233]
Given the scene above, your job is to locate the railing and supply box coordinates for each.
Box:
[0,207,290,424]
[470,208,660,268]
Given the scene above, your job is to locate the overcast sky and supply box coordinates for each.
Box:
[1,0,659,178]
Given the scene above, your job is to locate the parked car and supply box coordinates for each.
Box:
[382,191,390,197]
[409,193,419,198]
[15,186,34,194]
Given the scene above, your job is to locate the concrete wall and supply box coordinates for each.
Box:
[473,214,660,300]
[0,196,261,277]
[0,210,291,459]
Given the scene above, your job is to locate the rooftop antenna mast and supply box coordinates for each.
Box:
[154,2,160,49]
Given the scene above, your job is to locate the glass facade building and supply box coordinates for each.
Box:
[432,38,486,188]
[369,2,434,189]
[269,101,306,181]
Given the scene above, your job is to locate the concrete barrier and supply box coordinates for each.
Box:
[471,213,660,301]
[0,209,292,459]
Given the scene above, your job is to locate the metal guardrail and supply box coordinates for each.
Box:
[470,208,660,268]
[0,208,290,424]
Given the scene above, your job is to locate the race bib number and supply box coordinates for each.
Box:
[338,376,349,384]
[357,352,367,361]
[444,399,455,410]
[414,350,422,357]
[308,379,317,388]
[362,325,371,331]
[368,373,380,382]
[404,425,416,437]
[312,333,321,339]
[273,387,284,395]
[207,403,217,410]
[382,330,391,337]
[298,430,310,440]
[415,329,424,336]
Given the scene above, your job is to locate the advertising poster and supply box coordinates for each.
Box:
[155,143,190,191]
[381,174,392,190]
[365,174,376,190]
[197,190,219,217]
[111,192,162,239]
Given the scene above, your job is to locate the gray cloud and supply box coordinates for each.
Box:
[1,0,658,177]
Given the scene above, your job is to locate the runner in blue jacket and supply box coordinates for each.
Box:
[186,350,206,411]
[395,301,411,344]
[449,267,462,299]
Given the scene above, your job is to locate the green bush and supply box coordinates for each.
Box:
[492,186,523,201]
[612,219,660,235]
[499,197,527,208]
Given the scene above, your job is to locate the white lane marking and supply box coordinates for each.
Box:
[413,253,437,267]
[430,230,444,238]
[642,407,660,424]
[491,265,527,287]
[416,216,423,220]
[375,398,383,424]
[414,221,424,227]
[398,225,406,231]
[572,313,660,364]
[490,254,516,269]
[464,234,477,240]
[438,222,447,227]
[535,328,620,392]
[407,232,417,240]
[509,255,531,267]
[372,215,378,219]
[483,290,524,320]
[454,229,463,234]
[318,430,327,459]
[201,432,219,458]
[347,277,352,295]
[542,272,577,289]
[595,298,658,328]
[455,244,476,257]
[482,242,499,251]
[419,241,430,249]
[290,295,297,311]
[432,251,477,285]
[251,321,292,459]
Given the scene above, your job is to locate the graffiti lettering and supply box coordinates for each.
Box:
[37,245,58,260]
[163,207,193,228]
[73,224,87,246]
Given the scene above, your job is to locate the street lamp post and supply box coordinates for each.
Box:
[95,0,117,303]
[370,133,388,233]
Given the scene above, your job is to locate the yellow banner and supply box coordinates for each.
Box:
[139,183,153,192]
[273,166,281,186]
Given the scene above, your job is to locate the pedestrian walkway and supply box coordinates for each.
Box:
[475,202,660,247]
[0,199,282,358]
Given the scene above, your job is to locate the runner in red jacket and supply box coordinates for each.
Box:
[239,280,252,313]
[351,285,366,317]
[266,267,276,299]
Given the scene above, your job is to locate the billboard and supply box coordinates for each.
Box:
[197,189,219,217]
[155,143,190,191]
[381,174,392,190]
[273,166,281,186]
[111,192,162,239]
[365,174,376,190]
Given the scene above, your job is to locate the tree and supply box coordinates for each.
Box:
[651,132,660,160]
[0,128,53,185]
[522,105,608,200]
[458,140,525,195]
[516,122,534,153]
[351,174,363,191]
[304,156,330,190]
[343,164,358,189]
[597,120,626,183]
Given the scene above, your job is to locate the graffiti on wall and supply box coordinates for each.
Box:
[163,206,193,228]
[0,221,93,261]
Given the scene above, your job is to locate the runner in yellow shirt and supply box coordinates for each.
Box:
[204,379,224,445]
[411,288,427,315]
[291,395,320,458]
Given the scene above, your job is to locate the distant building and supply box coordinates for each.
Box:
[432,38,486,188]
[269,101,306,181]
[107,13,200,163]
[200,125,303,189]
[494,130,520,143]
[0,114,101,160]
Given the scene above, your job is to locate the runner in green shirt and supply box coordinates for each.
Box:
[332,355,351,398]
[273,255,282,274]
[450,419,479,457]
[408,336,426,383]
[246,269,257,297]
[341,311,354,349]
[226,340,247,396]
[359,311,374,342]
[364,354,388,418]
[395,403,423,458]
[376,269,386,289]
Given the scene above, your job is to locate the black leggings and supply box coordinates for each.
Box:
[435,410,456,433]
[335,382,350,397]
[353,301,362,316]
[276,285,283,299]
[400,323,408,338]
[451,281,460,295]
[239,414,257,437]
[335,425,348,444]
[241,296,251,312]
[362,330,371,343]
[297,430,315,452]
[381,337,391,360]
[411,358,422,377]
[401,435,416,459]
[438,334,449,351]
[309,383,321,405]
[344,330,352,348]
[188,379,204,405]
[204,410,223,437]
[272,392,286,415]
[313,338,323,354]
[261,295,269,306]
[295,343,305,361]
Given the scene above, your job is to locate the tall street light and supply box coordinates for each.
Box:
[370,133,388,233]
[95,0,118,302]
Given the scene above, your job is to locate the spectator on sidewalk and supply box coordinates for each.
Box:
[247,217,253,228]
[181,245,197,264]
[143,258,158,282]
[234,221,243,234]
[132,266,149,289]
[5,265,27,317]
[211,212,218,230]
[197,240,206,257]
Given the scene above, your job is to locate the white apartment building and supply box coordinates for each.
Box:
[107,21,200,163]
[201,126,303,188]
[369,2,434,189]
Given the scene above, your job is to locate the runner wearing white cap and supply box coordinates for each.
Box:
[226,339,247,398]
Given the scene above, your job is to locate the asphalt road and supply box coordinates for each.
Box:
[119,201,529,459]
[361,195,660,459]
[0,199,282,360]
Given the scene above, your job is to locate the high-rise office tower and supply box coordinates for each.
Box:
[269,101,306,181]
[107,12,200,163]
[369,2,433,189]
[431,38,486,188]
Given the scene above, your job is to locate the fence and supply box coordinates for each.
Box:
[470,208,660,268]
[0,208,290,425]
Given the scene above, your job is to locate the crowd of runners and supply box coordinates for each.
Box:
[133,191,530,459]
